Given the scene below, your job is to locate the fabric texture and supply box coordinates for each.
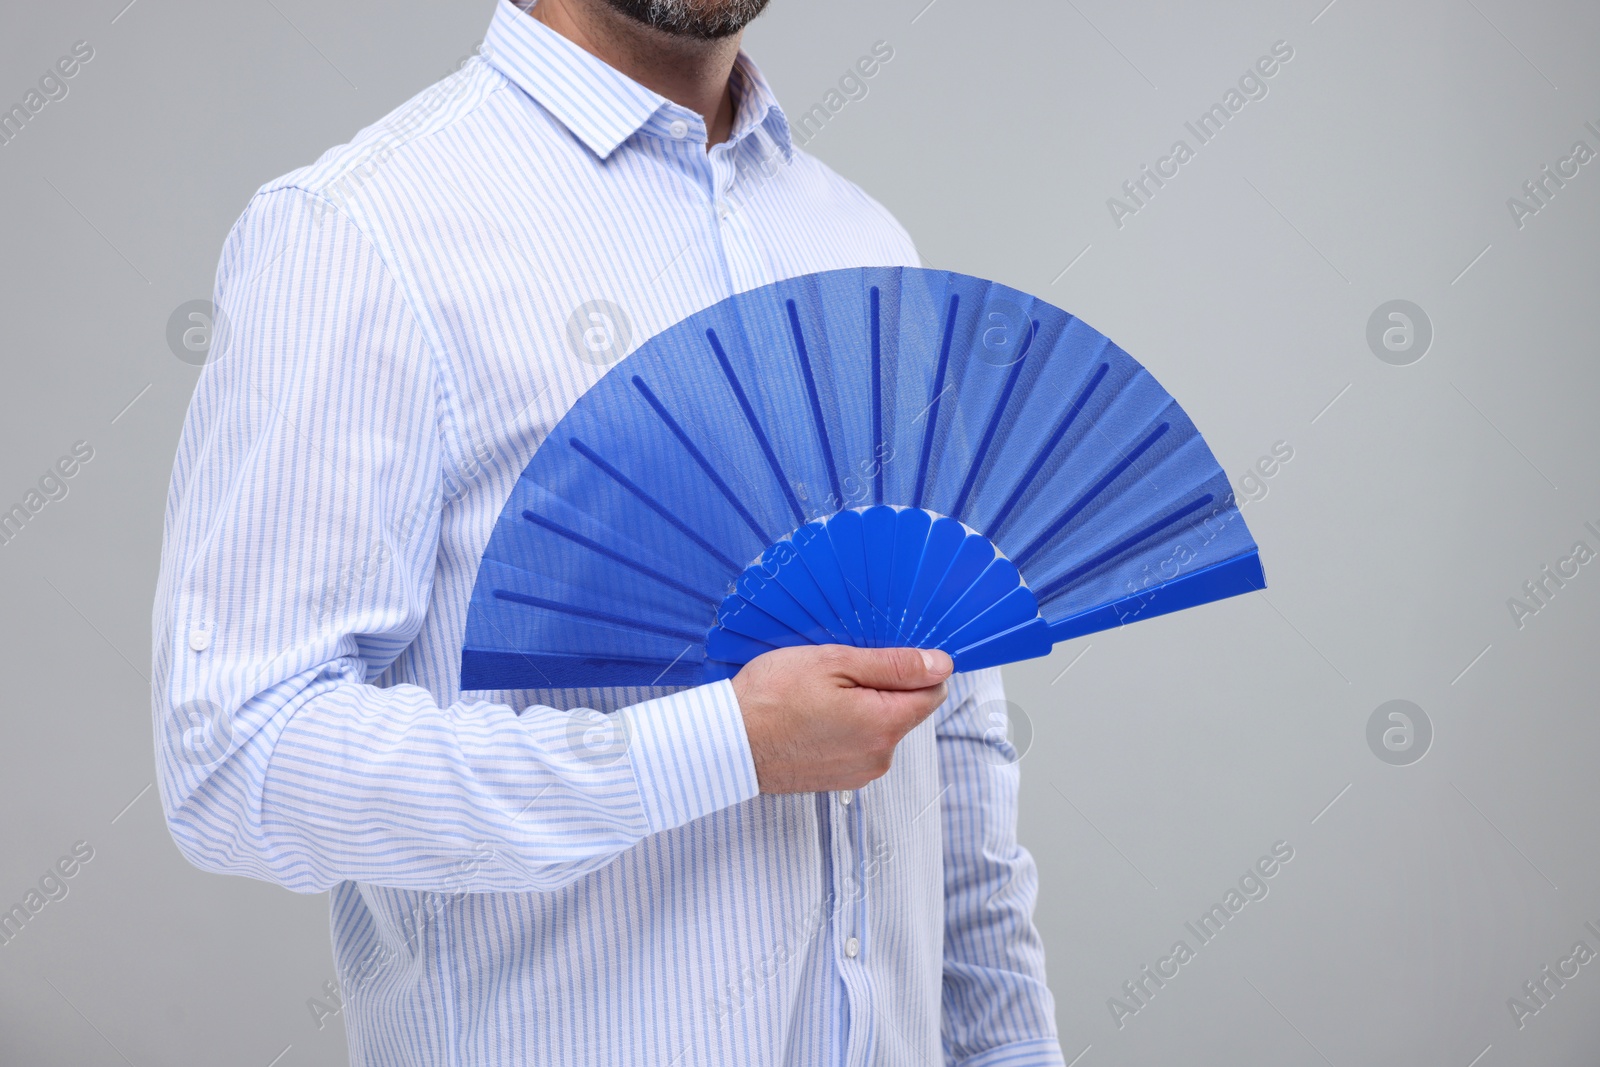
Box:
[151,2,1063,1064]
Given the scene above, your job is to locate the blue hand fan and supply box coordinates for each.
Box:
[460,267,1264,690]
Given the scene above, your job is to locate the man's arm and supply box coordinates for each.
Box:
[151,185,767,892]
[152,185,949,894]
[937,668,1065,1066]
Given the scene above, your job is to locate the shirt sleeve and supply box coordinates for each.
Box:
[936,667,1066,1067]
[151,185,759,894]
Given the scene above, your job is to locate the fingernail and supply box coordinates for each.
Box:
[920,649,949,674]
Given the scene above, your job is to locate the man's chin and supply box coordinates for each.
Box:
[598,0,772,40]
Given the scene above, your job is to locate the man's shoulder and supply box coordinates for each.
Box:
[249,58,508,220]
[779,144,921,265]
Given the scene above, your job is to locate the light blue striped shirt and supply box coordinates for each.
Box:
[152,3,1062,1063]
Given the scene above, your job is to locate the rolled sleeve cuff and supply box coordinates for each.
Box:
[623,679,759,834]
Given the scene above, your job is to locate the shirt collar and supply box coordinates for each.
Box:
[480,0,793,163]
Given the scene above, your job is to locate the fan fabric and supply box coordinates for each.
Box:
[460,267,1264,689]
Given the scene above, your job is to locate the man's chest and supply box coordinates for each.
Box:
[372,137,918,696]
[385,153,908,488]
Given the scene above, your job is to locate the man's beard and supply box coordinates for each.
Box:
[598,0,771,39]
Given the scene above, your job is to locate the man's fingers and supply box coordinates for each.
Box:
[735,644,955,794]
[834,646,953,691]
[872,680,950,733]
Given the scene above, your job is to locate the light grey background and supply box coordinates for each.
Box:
[2,0,1597,1063]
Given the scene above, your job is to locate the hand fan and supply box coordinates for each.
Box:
[460,267,1264,690]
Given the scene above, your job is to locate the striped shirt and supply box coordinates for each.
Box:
[151,2,1062,1063]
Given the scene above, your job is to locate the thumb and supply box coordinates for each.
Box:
[836,646,953,691]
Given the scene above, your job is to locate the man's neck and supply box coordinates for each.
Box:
[529,0,742,146]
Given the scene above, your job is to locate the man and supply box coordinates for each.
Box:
[151,0,1063,1063]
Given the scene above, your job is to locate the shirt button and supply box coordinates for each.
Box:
[716,200,732,220]
[668,119,689,139]
[839,791,852,806]
[188,627,211,652]
[844,937,860,958]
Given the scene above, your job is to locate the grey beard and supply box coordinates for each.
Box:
[599,0,771,39]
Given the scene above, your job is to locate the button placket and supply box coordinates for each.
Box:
[712,167,734,222]
[706,148,772,292]
[837,789,866,966]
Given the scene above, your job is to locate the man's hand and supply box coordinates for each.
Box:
[731,645,954,794]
